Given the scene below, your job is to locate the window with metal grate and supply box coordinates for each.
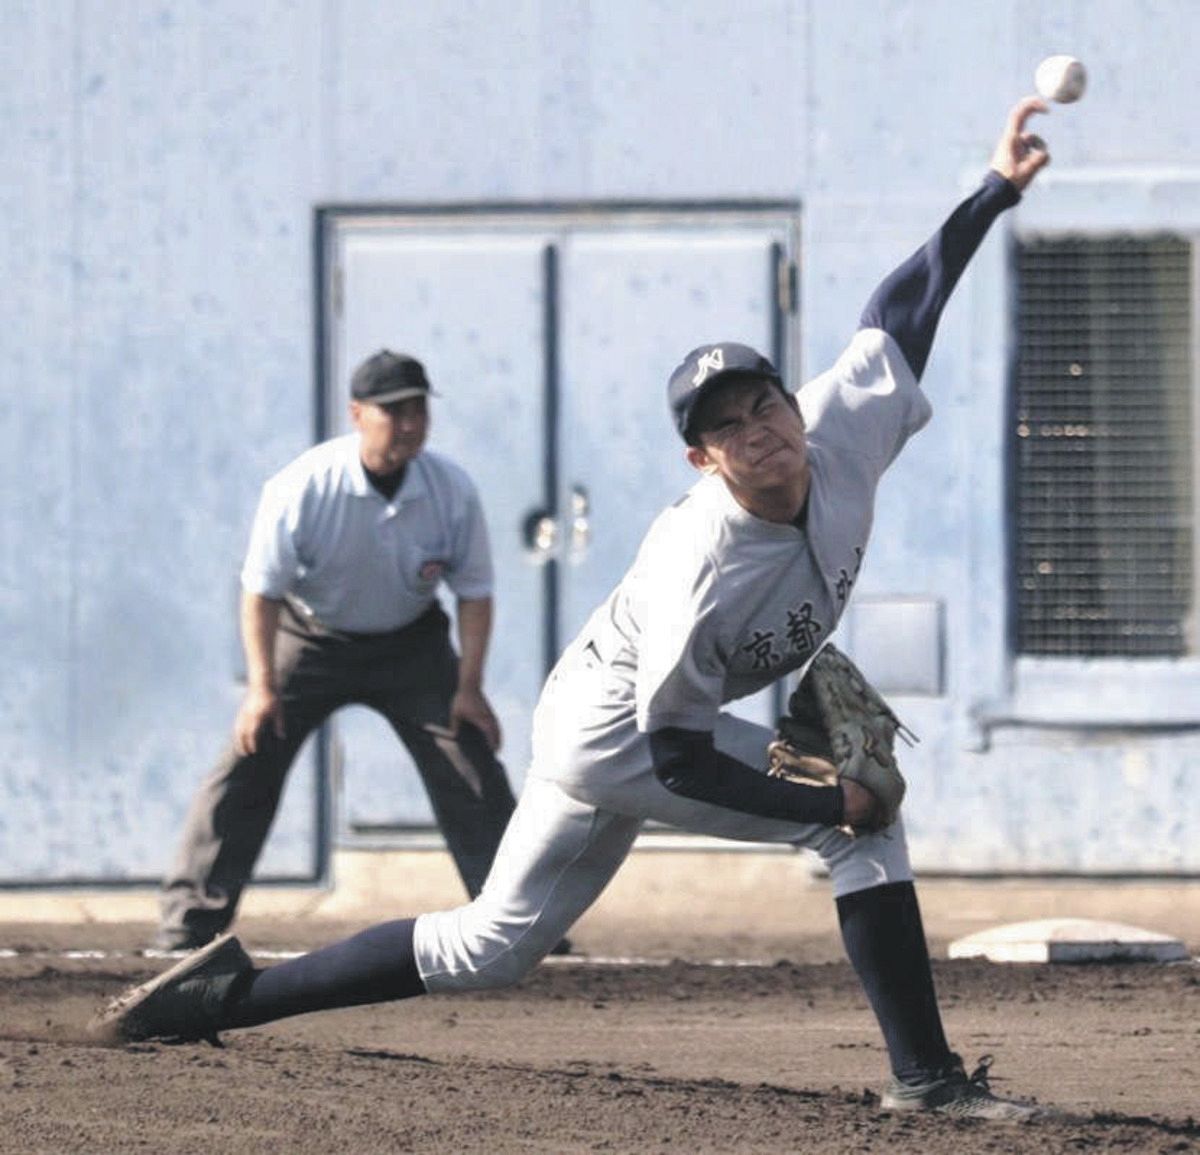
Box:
[1013,235,1195,658]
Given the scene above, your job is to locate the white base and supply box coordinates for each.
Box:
[948,917,1190,964]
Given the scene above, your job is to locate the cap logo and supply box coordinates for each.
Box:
[692,347,725,386]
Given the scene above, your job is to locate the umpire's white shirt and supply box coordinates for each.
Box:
[240,435,493,633]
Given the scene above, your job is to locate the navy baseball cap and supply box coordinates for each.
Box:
[351,350,437,405]
[667,342,783,441]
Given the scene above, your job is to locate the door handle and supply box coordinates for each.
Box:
[567,484,591,562]
[522,485,590,563]
[522,508,560,562]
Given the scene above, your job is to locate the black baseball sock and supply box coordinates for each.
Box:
[835,880,952,1083]
[224,917,426,1028]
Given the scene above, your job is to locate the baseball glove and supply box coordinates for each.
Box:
[766,644,916,834]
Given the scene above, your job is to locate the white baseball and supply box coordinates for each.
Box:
[1035,55,1087,103]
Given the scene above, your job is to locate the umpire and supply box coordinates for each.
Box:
[155,350,518,952]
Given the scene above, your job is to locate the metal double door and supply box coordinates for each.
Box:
[321,205,799,835]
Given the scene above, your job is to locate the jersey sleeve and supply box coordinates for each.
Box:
[798,328,932,472]
[239,476,302,600]
[441,479,494,601]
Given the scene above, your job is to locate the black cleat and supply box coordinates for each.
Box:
[89,933,252,1044]
[881,1054,1044,1121]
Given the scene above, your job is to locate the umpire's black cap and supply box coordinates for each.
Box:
[667,342,783,442]
[351,350,437,405]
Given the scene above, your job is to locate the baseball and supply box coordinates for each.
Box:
[1035,55,1087,103]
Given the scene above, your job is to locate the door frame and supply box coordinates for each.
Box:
[312,199,802,848]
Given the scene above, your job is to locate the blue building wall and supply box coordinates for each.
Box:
[2,0,1199,878]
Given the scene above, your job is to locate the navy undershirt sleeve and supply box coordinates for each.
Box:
[859,170,1020,380]
[649,726,844,827]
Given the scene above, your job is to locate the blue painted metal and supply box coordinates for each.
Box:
[2,1,1199,877]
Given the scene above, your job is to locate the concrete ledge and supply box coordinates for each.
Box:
[2,848,1198,961]
[0,846,823,925]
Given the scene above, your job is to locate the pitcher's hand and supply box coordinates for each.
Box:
[990,96,1051,192]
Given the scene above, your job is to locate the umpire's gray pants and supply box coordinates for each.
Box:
[159,601,517,944]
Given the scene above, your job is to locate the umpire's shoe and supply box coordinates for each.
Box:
[880,1054,1044,1121]
[89,933,252,1045]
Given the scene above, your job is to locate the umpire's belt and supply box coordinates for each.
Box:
[282,597,449,645]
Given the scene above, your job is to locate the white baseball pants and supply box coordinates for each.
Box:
[414,708,913,993]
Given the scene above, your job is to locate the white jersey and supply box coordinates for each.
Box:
[558,327,930,743]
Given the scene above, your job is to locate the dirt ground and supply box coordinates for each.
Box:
[1,912,1198,1155]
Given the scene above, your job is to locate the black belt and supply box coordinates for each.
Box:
[283,597,447,643]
